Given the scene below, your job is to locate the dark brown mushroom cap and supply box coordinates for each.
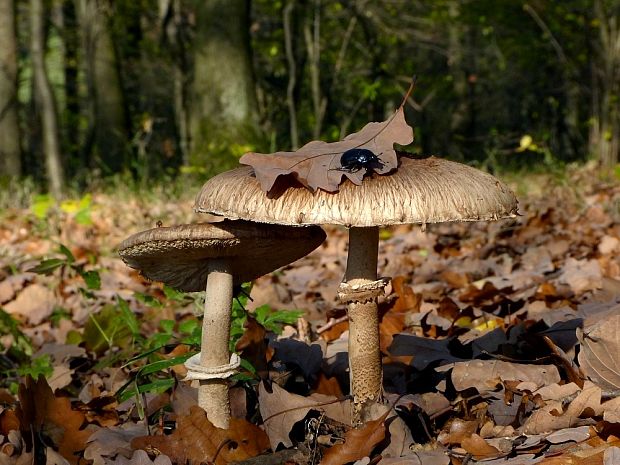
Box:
[118,220,326,291]
[194,157,518,227]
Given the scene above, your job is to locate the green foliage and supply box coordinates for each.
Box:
[0,308,33,360]
[28,244,101,291]
[30,194,93,226]
[253,304,304,334]
[0,309,54,393]
[83,304,135,354]
[16,354,54,381]
[230,282,304,350]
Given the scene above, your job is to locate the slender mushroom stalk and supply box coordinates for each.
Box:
[199,259,234,428]
[344,226,381,422]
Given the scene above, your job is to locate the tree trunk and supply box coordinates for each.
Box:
[189,0,260,165]
[589,0,620,170]
[0,0,22,178]
[31,0,64,197]
[162,0,191,166]
[77,0,128,175]
[447,1,468,147]
[61,0,80,172]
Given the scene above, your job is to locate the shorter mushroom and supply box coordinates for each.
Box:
[118,220,326,428]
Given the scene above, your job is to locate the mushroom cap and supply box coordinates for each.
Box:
[194,156,518,227]
[118,220,326,291]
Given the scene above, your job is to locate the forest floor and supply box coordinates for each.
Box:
[1,166,620,465]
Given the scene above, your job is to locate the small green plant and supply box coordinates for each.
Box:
[0,308,54,393]
[229,282,304,350]
[28,244,101,294]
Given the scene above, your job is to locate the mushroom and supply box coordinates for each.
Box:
[118,220,326,428]
[193,156,519,422]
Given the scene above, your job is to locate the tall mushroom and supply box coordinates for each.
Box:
[118,220,326,428]
[194,156,519,422]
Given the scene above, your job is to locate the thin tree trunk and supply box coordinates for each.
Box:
[304,0,326,140]
[0,0,22,178]
[31,0,64,197]
[447,1,468,142]
[283,0,299,149]
[61,0,80,172]
[162,0,190,166]
[77,0,128,174]
[523,3,582,160]
[589,0,620,170]
[189,0,260,163]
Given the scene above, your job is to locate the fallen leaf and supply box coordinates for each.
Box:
[451,360,560,393]
[377,451,450,465]
[604,446,620,465]
[437,419,478,445]
[235,315,270,378]
[487,393,528,426]
[389,334,465,370]
[108,449,172,465]
[4,284,56,325]
[534,382,581,401]
[545,425,591,444]
[320,409,390,465]
[522,383,601,434]
[258,382,350,449]
[601,397,620,423]
[84,423,148,465]
[558,258,602,295]
[240,107,413,193]
[0,274,33,305]
[16,375,96,465]
[577,313,620,391]
[313,373,345,398]
[461,434,502,460]
[131,406,270,465]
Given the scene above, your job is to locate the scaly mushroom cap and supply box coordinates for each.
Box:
[118,220,326,291]
[194,157,518,227]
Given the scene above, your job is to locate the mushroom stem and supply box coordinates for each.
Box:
[345,226,381,423]
[199,258,233,428]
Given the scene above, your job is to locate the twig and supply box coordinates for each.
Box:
[316,315,349,334]
[523,4,568,64]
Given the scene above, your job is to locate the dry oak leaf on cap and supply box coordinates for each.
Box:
[131,406,270,465]
[240,106,413,194]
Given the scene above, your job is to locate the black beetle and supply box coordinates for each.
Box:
[337,148,383,173]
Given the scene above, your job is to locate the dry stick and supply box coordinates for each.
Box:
[316,315,349,334]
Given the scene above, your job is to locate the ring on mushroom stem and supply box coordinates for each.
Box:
[118,220,326,428]
[194,156,518,425]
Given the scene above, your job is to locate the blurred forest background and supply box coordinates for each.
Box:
[0,0,619,198]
